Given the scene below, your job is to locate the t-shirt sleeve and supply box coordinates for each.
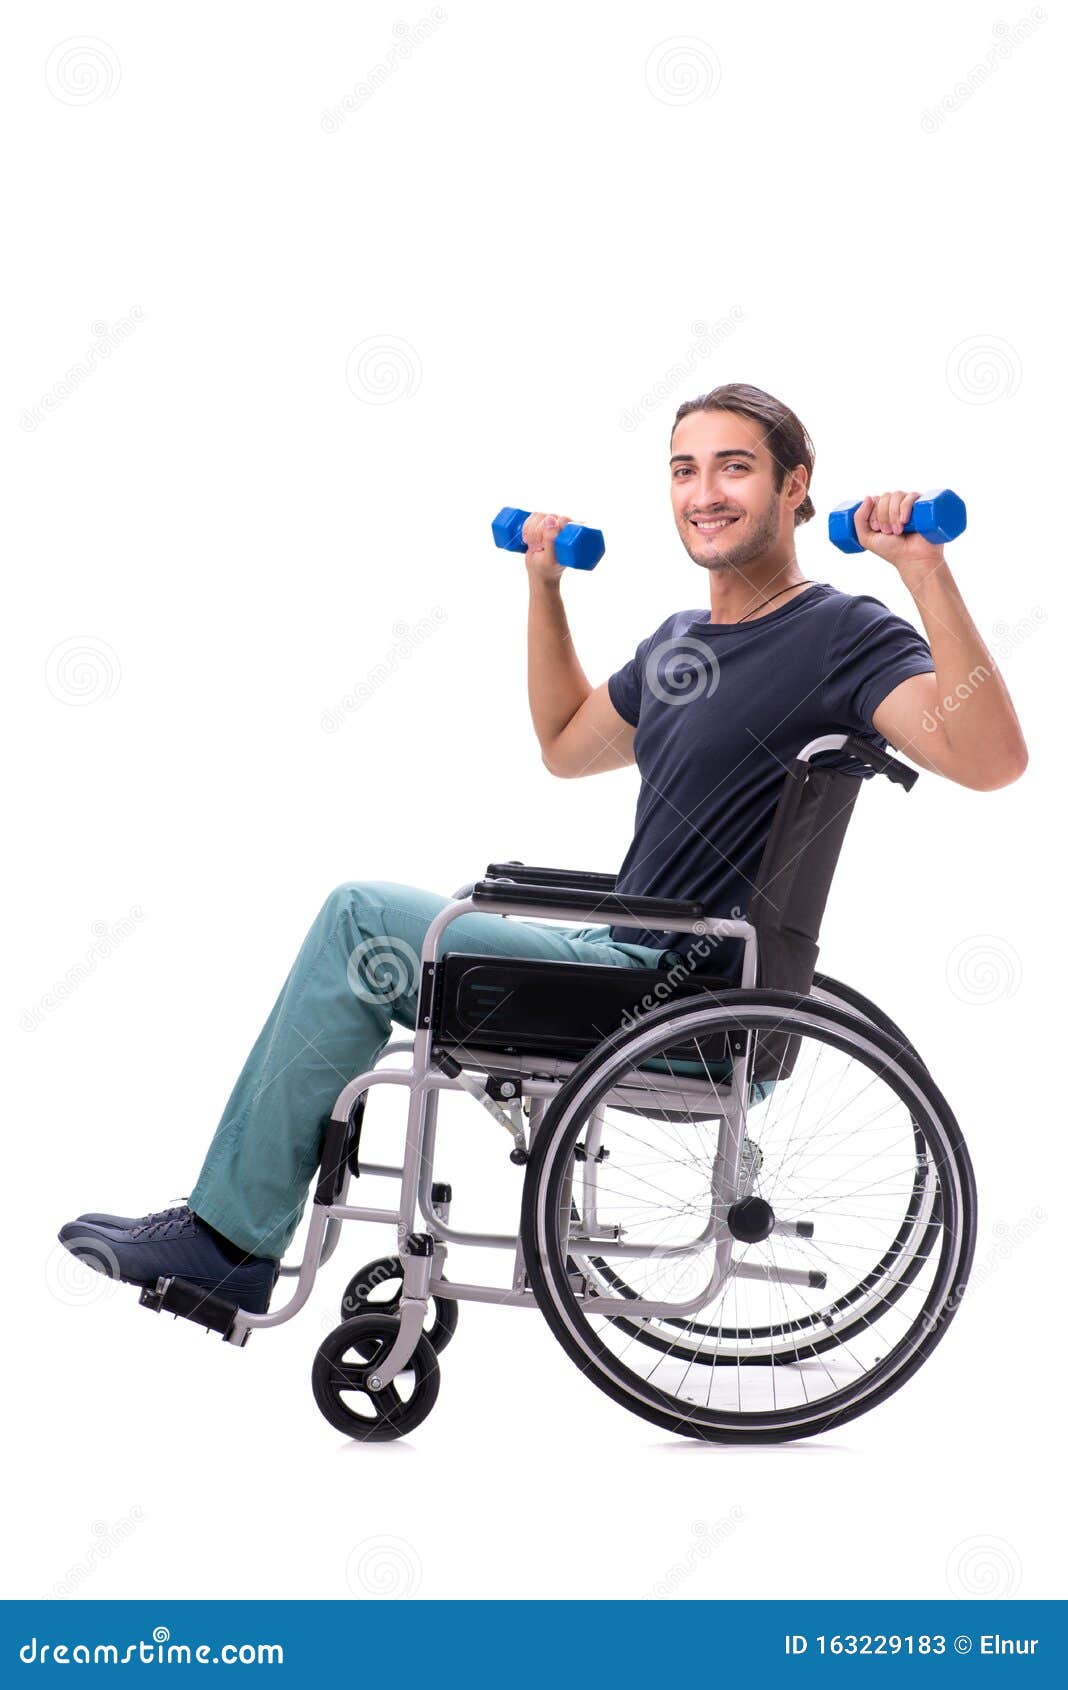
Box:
[607,631,653,728]
[822,594,935,735]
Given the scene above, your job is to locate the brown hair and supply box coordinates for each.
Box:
[671,383,816,528]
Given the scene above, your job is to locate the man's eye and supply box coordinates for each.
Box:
[673,463,748,476]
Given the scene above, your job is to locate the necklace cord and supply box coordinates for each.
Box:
[736,580,814,623]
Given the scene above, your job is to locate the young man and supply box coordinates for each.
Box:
[58,382,1027,1314]
[530,382,1027,980]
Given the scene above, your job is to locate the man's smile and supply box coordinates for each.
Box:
[690,515,740,533]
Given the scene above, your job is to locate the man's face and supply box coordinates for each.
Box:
[669,408,803,573]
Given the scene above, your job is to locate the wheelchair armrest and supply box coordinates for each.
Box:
[483,860,618,892]
[470,879,706,928]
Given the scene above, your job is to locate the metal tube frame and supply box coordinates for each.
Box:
[227,732,866,1363]
[227,890,758,1348]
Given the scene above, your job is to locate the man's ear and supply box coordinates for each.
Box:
[785,464,808,512]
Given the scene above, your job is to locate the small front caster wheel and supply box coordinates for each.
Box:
[312,1314,440,1442]
[340,1255,459,1353]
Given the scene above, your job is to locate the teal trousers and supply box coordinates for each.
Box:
[188,880,690,1260]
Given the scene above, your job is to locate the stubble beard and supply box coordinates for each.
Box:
[683,495,783,576]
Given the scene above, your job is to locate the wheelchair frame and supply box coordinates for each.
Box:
[223,910,762,1363]
[140,728,970,1442]
[225,732,913,1341]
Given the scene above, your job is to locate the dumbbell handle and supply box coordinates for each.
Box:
[491,506,605,571]
[828,488,967,554]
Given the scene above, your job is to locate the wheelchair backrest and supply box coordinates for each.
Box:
[748,760,862,998]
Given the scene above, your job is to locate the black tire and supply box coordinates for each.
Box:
[811,971,928,1069]
[521,987,976,1444]
[312,1314,440,1441]
[340,1255,458,1354]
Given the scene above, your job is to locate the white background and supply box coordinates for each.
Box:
[3,0,1063,1603]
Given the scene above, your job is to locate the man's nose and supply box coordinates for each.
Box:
[687,478,732,510]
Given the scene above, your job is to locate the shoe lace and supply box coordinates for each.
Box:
[129,1205,197,1240]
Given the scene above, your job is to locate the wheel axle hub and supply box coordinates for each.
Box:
[727,1195,775,1243]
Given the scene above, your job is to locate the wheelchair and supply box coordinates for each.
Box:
[141,732,977,1444]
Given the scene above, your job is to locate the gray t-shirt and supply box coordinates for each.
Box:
[604,581,935,980]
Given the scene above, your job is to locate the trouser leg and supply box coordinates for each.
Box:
[188,881,672,1259]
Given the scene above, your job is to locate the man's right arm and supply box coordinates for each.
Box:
[524,512,636,779]
[539,666,637,779]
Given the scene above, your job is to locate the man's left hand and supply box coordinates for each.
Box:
[852,490,946,579]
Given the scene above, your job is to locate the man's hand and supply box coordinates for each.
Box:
[523,511,574,585]
[857,491,1028,791]
[852,490,947,586]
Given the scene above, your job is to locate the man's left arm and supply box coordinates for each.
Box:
[855,490,1029,791]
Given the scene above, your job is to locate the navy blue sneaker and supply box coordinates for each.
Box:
[58,1206,279,1314]
[75,1204,186,1231]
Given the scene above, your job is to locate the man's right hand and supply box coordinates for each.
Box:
[523,512,573,584]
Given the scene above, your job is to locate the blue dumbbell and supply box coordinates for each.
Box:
[829,488,967,553]
[491,506,605,571]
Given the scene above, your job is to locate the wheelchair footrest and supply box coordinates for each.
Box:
[139,1276,247,1344]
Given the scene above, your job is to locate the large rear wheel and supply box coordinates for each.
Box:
[521,989,975,1443]
[580,977,939,1365]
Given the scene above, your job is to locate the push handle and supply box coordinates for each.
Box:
[840,735,919,791]
[828,488,967,554]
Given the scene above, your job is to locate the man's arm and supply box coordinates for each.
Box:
[541,676,637,777]
[525,512,636,777]
[856,492,1028,791]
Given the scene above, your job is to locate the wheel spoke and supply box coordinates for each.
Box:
[328,1360,372,1391]
[524,993,973,1440]
[370,1382,404,1420]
